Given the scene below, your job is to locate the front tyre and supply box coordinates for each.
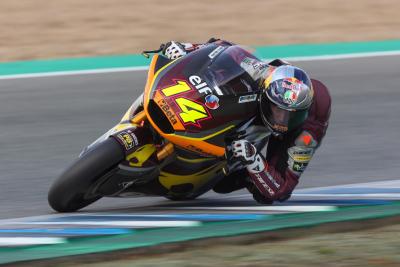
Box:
[48,138,124,212]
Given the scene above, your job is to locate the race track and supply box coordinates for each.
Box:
[1,55,400,219]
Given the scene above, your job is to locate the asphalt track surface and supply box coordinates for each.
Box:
[1,55,400,220]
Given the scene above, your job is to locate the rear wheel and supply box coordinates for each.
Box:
[48,138,124,212]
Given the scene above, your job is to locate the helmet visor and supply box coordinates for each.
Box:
[260,94,308,133]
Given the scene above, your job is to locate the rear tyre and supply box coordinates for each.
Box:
[48,138,124,212]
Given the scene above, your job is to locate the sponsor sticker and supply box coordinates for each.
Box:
[208,46,225,59]
[189,75,225,96]
[291,149,313,162]
[283,90,298,105]
[117,131,138,150]
[272,124,288,132]
[288,145,314,174]
[238,94,258,103]
[205,94,220,110]
[282,78,302,89]
[266,171,280,189]
[157,98,178,125]
[247,154,266,174]
[242,57,267,71]
[254,173,275,196]
[293,154,312,162]
[293,161,308,172]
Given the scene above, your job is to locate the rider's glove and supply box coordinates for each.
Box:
[232,139,257,165]
[231,139,267,173]
[163,41,187,60]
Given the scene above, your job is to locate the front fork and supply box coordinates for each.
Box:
[91,111,174,196]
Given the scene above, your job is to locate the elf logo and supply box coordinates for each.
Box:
[189,75,223,96]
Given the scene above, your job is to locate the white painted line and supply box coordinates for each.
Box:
[266,50,400,62]
[0,237,65,246]
[2,50,400,80]
[297,179,400,193]
[293,193,400,199]
[0,66,148,80]
[172,206,337,212]
[220,183,400,199]
[16,220,201,228]
[194,179,400,200]
[221,194,255,199]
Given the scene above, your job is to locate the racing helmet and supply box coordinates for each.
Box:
[259,65,314,135]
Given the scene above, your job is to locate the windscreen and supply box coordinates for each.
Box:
[205,46,260,94]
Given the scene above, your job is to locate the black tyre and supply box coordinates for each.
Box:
[48,138,124,212]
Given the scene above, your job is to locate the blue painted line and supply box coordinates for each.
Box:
[0,228,132,236]
[45,214,268,222]
[286,199,392,206]
[297,187,400,194]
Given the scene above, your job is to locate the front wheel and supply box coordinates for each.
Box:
[48,138,124,212]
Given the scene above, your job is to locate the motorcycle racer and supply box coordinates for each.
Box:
[48,38,332,213]
[162,38,331,204]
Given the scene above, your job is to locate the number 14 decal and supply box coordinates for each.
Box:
[161,80,210,125]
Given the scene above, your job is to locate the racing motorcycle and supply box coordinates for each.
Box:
[48,44,268,212]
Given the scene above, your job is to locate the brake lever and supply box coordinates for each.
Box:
[142,43,166,58]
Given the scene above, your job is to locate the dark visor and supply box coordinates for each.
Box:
[260,94,308,133]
